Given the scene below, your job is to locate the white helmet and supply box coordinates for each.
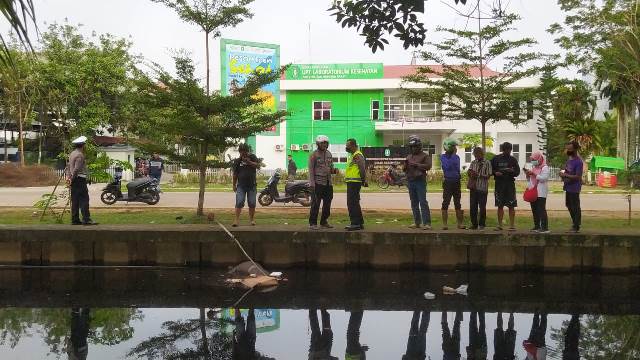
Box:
[315,135,329,144]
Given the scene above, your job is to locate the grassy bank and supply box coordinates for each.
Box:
[3,207,639,233]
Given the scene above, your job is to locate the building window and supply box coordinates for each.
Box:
[371,100,380,120]
[465,147,472,163]
[329,144,348,163]
[426,144,436,156]
[392,139,404,146]
[525,144,533,162]
[527,100,534,120]
[383,97,442,122]
[313,101,331,120]
[512,144,520,163]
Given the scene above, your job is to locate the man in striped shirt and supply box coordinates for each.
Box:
[467,147,492,230]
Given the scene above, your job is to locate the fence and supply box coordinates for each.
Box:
[48,167,134,183]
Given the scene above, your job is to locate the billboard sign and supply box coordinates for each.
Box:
[220,39,280,136]
[285,63,384,80]
[221,308,280,334]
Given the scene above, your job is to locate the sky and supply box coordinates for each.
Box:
[14,0,570,87]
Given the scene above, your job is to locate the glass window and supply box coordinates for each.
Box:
[329,144,348,163]
[465,147,472,163]
[312,101,331,120]
[512,144,520,162]
[371,100,380,120]
[525,144,533,162]
[527,100,534,119]
[382,96,441,122]
[392,139,404,146]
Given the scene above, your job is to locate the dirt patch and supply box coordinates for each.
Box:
[0,164,59,187]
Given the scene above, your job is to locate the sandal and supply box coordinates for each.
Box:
[494,226,503,231]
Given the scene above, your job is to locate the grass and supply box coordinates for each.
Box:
[4,207,640,234]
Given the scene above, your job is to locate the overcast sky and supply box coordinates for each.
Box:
[17,0,570,87]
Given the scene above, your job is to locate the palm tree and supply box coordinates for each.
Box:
[0,0,37,66]
[564,118,601,158]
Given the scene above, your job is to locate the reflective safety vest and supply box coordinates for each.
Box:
[345,150,364,183]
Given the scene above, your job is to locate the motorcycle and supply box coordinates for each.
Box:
[377,167,407,189]
[258,172,312,207]
[100,167,160,205]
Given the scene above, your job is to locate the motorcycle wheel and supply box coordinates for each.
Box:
[100,191,117,205]
[146,192,160,205]
[298,191,311,207]
[258,193,273,206]
[377,176,390,189]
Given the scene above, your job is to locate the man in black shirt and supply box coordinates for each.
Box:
[491,142,520,231]
[287,154,297,180]
[232,143,260,227]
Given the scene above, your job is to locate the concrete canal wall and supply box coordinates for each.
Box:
[0,225,639,272]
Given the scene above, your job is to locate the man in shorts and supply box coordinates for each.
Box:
[491,142,520,230]
[232,143,260,227]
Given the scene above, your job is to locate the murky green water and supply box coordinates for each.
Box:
[0,268,638,359]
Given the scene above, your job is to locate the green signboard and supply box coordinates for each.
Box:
[286,63,383,80]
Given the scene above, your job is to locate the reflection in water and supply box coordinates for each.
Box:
[403,310,429,360]
[67,308,90,360]
[493,312,516,360]
[346,311,368,360]
[309,309,337,360]
[467,311,487,360]
[562,315,580,360]
[441,311,462,360]
[523,312,547,360]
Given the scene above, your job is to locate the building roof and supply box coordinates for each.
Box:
[383,65,501,79]
[93,136,126,147]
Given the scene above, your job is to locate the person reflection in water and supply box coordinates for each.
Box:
[493,312,516,360]
[523,312,547,360]
[562,314,580,360]
[233,308,257,360]
[402,310,430,360]
[309,309,338,360]
[67,308,90,360]
[441,311,462,360]
[345,311,368,360]
[466,311,487,359]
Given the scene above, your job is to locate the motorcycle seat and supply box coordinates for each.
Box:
[285,180,308,191]
[127,177,153,190]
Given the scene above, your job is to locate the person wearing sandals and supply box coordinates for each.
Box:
[467,147,492,230]
[523,151,550,233]
[491,142,520,231]
[440,138,466,230]
[404,135,433,230]
[232,143,260,227]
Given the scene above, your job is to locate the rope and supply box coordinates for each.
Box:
[216,221,269,276]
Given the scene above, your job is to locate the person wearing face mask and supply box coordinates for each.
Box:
[440,138,465,230]
[404,135,432,230]
[344,139,367,231]
[559,141,583,233]
[523,152,550,233]
[309,135,335,230]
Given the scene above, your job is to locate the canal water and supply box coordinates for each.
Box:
[0,268,637,359]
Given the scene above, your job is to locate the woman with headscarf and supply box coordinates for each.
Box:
[523,152,550,233]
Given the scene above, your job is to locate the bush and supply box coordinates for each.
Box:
[0,164,59,187]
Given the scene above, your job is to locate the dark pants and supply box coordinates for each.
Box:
[71,177,91,224]
[347,182,364,226]
[530,197,548,230]
[442,179,462,210]
[408,179,431,225]
[405,310,429,358]
[469,190,488,228]
[565,192,581,230]
[309,184,333,225]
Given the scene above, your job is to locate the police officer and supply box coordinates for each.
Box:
[148,153,164,191]
[65,136,97,225]
[344,138,367,231]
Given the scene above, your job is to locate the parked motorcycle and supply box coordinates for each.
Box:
[377,166,407,189]
[258,172,311,207]
[100,167,160,205]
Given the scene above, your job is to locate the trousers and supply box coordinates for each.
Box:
[71,177,91,223]
[346,182,364,226]
[309,184,333,225]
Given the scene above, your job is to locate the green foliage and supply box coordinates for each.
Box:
[153,0,254,34]
[0,0,36,66]
[404,12,552,149]
[460,134,494,149]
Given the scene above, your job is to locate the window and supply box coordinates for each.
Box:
[392,139,404,146]
[383,97,442,122]
[426,144,436,156]
[465,147,472,163]
[313,101,331,120]
[527,100,534,120]
[525,144,533,162]
[371,100,380,120]
[512,144,520,163]
[329,144,348,163]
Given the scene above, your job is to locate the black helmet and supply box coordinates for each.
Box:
[408,135,422,147]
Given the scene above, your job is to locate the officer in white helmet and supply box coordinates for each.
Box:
[308,135,336,230]
[65,136,97,225]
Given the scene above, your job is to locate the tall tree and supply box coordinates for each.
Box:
[153,0,254,95]
[535,67,563,156]
[0,0,36,66]
[328,0,468,52]
[404,9,549,150]
[132,57,286,216]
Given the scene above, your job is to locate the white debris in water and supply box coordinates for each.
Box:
[455,284,468,296]
[424,292,436,300]
[269,272,282,278]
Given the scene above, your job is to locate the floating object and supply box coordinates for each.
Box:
[269,272,283,278]
[443,284,469,296]
[455,284,468,296]
[443,286,456,295]
[424,292,436,300]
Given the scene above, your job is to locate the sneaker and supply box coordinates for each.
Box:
[494,226,503,231]
[469,226,479,230]
[320,223,334,229]
[422,225,432,230]
[309,225,319,230]
[538,229,550,234]
[408,224,420,229]
[478,226,485,231]
[530,228,540,233]
[507,227,517,232]
[82,221,98,226]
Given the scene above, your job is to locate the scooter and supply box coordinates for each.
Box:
[100,167,160,205]
[258,172,312,207]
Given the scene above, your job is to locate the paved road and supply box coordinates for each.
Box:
[1,185,638,211]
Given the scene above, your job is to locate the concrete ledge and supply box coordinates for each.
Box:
[0,225,639,272]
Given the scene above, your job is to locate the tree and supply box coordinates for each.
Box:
[404,8,549,150]
[328,0,468,52]
[460,133,493,149]
[0,0,37,66]
[153,0,254,95]
[535,67,564,156]
[132,57,286,216]
[596,111,618,157]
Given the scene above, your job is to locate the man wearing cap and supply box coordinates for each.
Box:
[308,135,335,230]
[65,136,97,225]
[440,138,465,230]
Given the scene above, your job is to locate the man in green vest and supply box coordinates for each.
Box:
[345,138,367,231]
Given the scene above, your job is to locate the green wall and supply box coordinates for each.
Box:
[286,90,384,169]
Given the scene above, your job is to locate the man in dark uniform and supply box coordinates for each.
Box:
[148,153,164,191]
[287,154,297,181]
[65,136,97,226]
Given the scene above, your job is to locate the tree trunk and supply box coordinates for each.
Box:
[3,121,7,163]
[197,143,207,216]
[199,308,210,356]
[477,0,486,151]
[18,93,25,166]
[205,31,210,96]
[481,121,486,152]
